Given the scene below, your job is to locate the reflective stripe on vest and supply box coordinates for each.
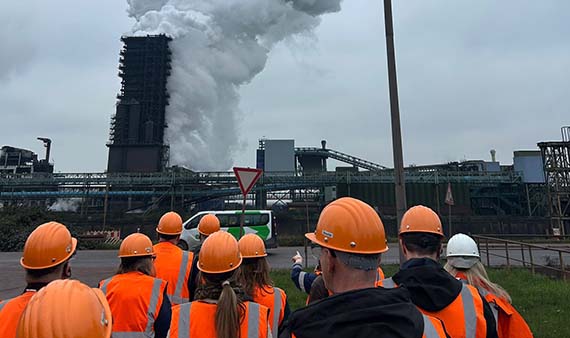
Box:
[177,302,191,338]
[272,288,283,338]
[298,272,307,293]
[422,315,439,338]
[104,277,163,338]
[100,277,113,294]
[461,284,477,338]
[381,277,396,289]
[171,251,190,304]
[248,302,261,338]
[0,299,8,312]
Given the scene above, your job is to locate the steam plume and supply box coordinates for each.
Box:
[126,0,343,170]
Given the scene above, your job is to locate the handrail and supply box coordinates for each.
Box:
[472,234,569,281]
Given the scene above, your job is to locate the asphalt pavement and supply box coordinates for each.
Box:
[1,243,568,300]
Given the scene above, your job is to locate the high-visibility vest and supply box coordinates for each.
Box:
[422,314,449,338]
[381,277,487,338]
[153,242,194,305]
[454,272,533,338]
[99,271,167,338]
[253,286,287,337]
[168,300,270,338]
[374,267,385,287]
[0,291,36,337]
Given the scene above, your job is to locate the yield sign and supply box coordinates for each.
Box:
[445,183,455,206]
[233,167,263,196]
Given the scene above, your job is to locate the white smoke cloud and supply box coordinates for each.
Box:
[48,198,82,212]
[126,0,343,170]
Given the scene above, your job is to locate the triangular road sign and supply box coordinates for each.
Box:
[233,167,263,196]
[445,182,455,206]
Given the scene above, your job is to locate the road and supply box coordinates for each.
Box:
[1,244,569,299]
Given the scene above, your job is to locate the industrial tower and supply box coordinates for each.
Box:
[107,34,172,173]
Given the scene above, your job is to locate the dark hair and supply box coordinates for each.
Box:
[117,256,155,276]
[25,261,67,279]
[195,271,246,338]
[235,258,274,299]
[401,232,442,256]
[158,233,179,241]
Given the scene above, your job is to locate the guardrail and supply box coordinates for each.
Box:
[472,234,570,281]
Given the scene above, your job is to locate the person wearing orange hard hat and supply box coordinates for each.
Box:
[237,233,291,337]
[380,205,498,338]
[99,233,171,338]
[188,213,221,300]
[168,231,271,338]
[153,211,194,305]
[281,197,448,338]
[0,221,77,337]
[16,279,112,338]
[444,233,533,338]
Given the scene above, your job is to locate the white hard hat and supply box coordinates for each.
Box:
[446,233,480,269]
[446,233,480,258]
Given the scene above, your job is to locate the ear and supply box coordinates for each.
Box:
[62,261,72,279]
[436,243,443,260]
[399,238,407,255]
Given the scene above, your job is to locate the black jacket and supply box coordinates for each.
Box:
[392,258,498,338]
[280,286,426,338]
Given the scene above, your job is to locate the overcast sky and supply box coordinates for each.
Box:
[1,0,568,172]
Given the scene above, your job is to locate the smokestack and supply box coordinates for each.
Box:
[37,137,51,163]
[126,0,343,170]
[490,149,496,162]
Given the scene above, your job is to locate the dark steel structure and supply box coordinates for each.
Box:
[539,127,570,235]
[107,35,172,173]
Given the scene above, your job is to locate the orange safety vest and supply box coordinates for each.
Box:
[381,277,487,338]
[454,273,533,338]
[169,300,270,338]
[153,242,194,305]
[253,286,287,337]
[99,271,167,337]
[422,314,449,338]
[0,291,36,337]
[374,267,385,287]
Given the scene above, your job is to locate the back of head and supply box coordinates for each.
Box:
[21,221,78,271]
[156,211,183,236]
[306,197,388,292]
[236,234,272,297]
[399,205,444,257]
[198,231,243,338]
[198,214,221,236]
[17,279,112,338]
[118,233,156,276]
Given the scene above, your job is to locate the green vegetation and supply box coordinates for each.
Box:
[270,266,569,338]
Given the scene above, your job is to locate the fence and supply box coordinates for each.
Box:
[472,234,570,281]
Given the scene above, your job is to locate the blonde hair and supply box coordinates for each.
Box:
[235,258,274,299]
[444,261,511,303]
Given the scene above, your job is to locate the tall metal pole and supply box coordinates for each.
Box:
[383,0,407,265]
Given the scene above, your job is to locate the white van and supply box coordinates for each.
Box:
[179,210,277,251]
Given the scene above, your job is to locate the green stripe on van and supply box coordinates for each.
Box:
[226,226,270,240]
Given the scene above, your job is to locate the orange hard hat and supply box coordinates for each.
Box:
[118,233,155,258]
[399,205,444,236]
[156,211,183,235]
[305,197,388,254]
[20,222,78,270]
[198,231,242,273]
[17,279,112,338]
[238,233,267,258]
[197,214,221,236]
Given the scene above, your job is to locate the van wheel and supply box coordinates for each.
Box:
[177,240,189,251]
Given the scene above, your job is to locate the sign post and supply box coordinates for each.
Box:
[445,182,455,237]
[233,167,263,238]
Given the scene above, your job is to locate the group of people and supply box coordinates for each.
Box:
[0,197,533,338]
